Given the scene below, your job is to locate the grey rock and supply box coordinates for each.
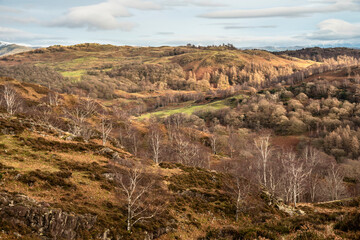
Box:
[0,191,97,239]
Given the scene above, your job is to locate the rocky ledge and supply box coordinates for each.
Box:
[0,191,97,239]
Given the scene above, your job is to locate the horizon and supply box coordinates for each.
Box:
[1,0,360,48]
[1,41,360,51]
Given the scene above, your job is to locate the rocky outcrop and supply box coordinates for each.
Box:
[261,190,305,216]
[0,191,97,239]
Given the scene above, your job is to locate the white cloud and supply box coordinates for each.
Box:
[306,19,360,40]
[160,34,303,48]
[0,5,22,13]
[199,0,360,18]
[224,25,276,30]
[156,32,174,35]
[161,0,226,7]
[0,26,39,41]
[0,16,39,24]
[49,0,162,31]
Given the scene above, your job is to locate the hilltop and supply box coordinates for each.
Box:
[0,42,34,57]
[0,43,314,98]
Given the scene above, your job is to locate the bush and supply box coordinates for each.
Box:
[18,170,75,190]
[334,212,360,232]
[294,231,324,240]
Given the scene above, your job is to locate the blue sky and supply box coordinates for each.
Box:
[1,0,360,48]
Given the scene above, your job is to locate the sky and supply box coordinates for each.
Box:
[1,0,360,48]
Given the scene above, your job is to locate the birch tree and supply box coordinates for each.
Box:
[100,116,113,146]
[282,151,309,207]
[149,122,162,165]
[325,163,346,201]
[233,177,250,222]
[65,97,98,136]
[2,84,20,115]
[116,168,158,232]
[254,135,272,187]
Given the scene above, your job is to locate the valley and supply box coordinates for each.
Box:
[0,44,359,239]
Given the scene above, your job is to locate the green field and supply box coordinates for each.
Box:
[60,70,87,82]
[138,94,245,120]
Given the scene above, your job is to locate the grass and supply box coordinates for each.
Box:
[138,94,245,120]
[60,70,86,81]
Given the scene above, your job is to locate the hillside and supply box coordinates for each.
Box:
[0,46,360,239]
[0,43,315,98]
[0,43,33,57]
[277,47,360,62]
[0,79,333,239]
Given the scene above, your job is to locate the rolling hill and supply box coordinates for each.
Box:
[1,45,360,239]
[0,43,315,98]
[0,42,34,57]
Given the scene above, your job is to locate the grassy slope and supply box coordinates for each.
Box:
[0,43,315,82]
[138,94,246,120]
[0,77,359,239]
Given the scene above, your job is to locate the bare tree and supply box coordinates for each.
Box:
[177,136,209,168]
[302,146,321,202]
[282,151,309,207]
[233,177,250,222]
[127,127,139,156]
[308,172,321,202]
[267,151,283,196]
[254,135,272,187]
[228,129,237,159]
[100,116,113,146]
[174,133,199,166]
[149,122,162,165]
[2,84,20,115]
[209,133,217,155]
[115,168,158,232]
[48,91,61,106]
[325,163,346,201]
[65,97,98,137]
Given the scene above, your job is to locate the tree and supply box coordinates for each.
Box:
[100,116,113,146]
[209,133,218,155]
[127,127,139,156]
[48,91,61,106]
[302,146,321,202]
[2,84,20,115]
[174,133,199,166]
[233,177,250,222]
[149,121,162,165]
[254,135,272,187]
[173,133,209,168]
[281,151,309,207]
[325,163,346,201]
[115,167,158,232]
[65,97,98,137]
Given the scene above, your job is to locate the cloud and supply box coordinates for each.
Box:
[156,32,174,35]
[0,16,39,24]
[162,0,226,7]
[161,34,303,48]
[306,19,360,40]
[224,25,276,30]
[199,0,360,18]
[0,26,39,41]
[49,0,162,31]
[0,5,22,13]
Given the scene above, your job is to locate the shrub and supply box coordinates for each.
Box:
[334,212,360,232]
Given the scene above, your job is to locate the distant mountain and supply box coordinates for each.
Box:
[241,46,305,52]
[242,44,360,52]
[275,47,360,61]
[0,42,34,56]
